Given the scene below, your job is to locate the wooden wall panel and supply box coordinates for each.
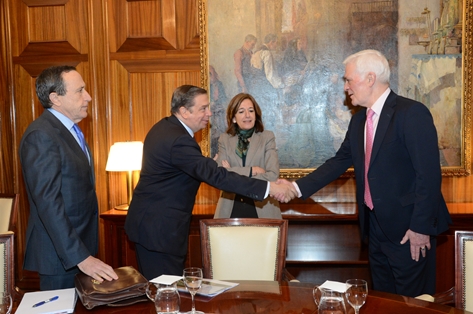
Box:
[28,6,66,42]
[9,0,29,56]
[10,0,88,57]
[0,0,16,194]
[176,0,199,49]
[88,0,111,228]
[108,0,177,52]
[127,1,161,38]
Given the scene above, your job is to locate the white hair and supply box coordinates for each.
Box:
[343,49,390,84]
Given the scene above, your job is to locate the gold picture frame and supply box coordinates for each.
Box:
[199,0,471,178]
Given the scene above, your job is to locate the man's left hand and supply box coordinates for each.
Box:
[400,229,431,262]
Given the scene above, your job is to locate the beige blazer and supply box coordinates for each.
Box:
[214,130,281,218]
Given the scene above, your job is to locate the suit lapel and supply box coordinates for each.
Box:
[370,91,396,164]
[228,135,243,167]
[44,111,94,183]
[245,132,261,166]
[358,112,366,163]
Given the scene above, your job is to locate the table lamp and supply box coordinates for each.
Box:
[106,141,143,210]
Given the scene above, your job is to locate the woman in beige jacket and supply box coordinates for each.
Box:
[214,93,281,218]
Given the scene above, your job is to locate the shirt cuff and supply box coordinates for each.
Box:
[292,181,302,198]
[264,182,270,198]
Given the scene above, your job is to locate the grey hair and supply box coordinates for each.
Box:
[343,49,390,84]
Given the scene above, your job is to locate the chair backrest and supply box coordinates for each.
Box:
[0,194,19,233]
[455,230,473,311]
[200,218,288,281]
[0,232,14,296]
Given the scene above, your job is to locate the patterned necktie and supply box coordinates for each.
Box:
[72,124,87,156]
[364,109,375,209]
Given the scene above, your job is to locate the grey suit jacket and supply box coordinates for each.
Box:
[214,130,281,218]
[19,110,98,275]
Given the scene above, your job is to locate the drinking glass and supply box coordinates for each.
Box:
[146,282,180,314]
[183,267,204,314]
[345,279,368,314]
[313,285,330,307]
[0,293,12,314]
[318,289,346,314]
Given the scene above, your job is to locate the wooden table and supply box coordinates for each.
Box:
[72,280,472,314]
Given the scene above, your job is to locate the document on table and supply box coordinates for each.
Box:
[150,274,239,297]
[177,278,239,297]
[16,288,77,314]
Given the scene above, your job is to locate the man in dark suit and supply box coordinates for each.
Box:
[291,50,451,297]
[20,65,118,290]
[124,85,296,280]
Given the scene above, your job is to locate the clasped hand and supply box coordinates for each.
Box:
[269,179,297,203]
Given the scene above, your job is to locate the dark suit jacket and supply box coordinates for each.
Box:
[19,110,98,275]
[125,115,268,256]
[297,91,451,243]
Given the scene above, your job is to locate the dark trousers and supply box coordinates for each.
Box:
[39,267,80,291]
[368,207,437,297]
[135,243,186,280]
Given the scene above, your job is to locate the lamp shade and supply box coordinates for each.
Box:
[105,141,143,171]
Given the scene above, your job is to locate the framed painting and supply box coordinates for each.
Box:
[199,0,472,178]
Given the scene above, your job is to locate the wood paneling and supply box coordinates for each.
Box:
[28,6,66,42]
[10,0,88,57]
[108,0,178,52]
[3,0,201,291]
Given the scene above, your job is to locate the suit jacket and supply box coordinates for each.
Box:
[124,115,268,257]
[214,130,281,218]
[19,110,98,275]
[297,91,451,243]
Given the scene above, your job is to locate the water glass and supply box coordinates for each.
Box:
[146,283,180,314]
[183,267,204,314]
[318,289,346,314]
[345,279,368,314]
[313,285,330,307]
[0,293,12,314]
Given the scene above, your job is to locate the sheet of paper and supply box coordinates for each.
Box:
[150,274,183,285]
[177,278,239,297]
[16,288,77,314]
[319,280,348,293]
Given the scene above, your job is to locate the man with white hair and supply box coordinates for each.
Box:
[289,49,451,297]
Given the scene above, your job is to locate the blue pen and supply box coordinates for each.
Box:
[32,295,59,308]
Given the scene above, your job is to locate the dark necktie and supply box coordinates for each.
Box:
[72,124,87,156]
[364,109,375,209]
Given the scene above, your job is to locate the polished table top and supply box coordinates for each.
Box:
[69,280,472,314]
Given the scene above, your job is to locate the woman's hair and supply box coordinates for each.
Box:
[225,93,264,136]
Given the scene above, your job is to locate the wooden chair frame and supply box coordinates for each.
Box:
[455,230,473,311]
[0,232,14,297]
[0,193,19,233]
[199,218,288,281]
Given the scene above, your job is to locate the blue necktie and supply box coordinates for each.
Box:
[72,124,87,156]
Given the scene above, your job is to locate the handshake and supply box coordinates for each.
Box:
[269,179,298,203]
